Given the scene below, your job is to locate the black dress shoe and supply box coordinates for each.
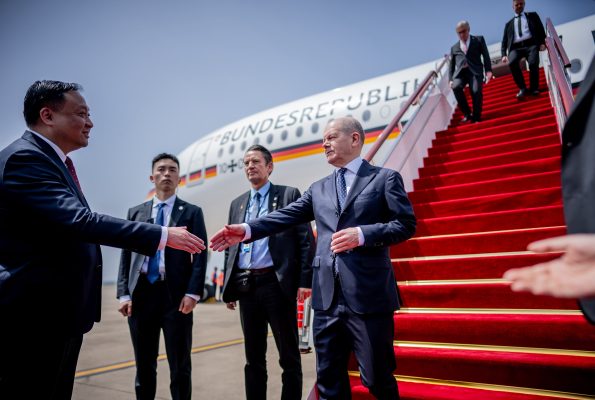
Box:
[472,117,481,123]
[461,115,473,123]
[516,89,527,98]
[530,89,540,96]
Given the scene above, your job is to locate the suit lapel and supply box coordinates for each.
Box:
[342,160,376,212]
[23,131,90,208]
[323,173,339,215]
[169,197,186,227]
[235,192,251,224]
[140,200,153,222]
[268,183,280,211]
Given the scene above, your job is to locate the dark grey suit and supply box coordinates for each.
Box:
[117,196,207,400]
[222,183,313,400]
[561,56,595,324]
[449,35,492,121]
[247,160,416,399]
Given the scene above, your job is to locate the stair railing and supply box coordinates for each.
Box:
[543,17,575,132]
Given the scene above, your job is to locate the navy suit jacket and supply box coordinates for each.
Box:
[248,160,416,314]
[221,183,314,303]
[0,131,162,335]
[117,197,208,304]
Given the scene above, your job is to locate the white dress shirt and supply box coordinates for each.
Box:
[514,13,533,43]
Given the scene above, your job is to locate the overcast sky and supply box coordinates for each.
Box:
[1,0,594,282]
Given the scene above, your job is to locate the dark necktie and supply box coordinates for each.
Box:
[517,14,522,38]
[147,203,166,284]
[65,157,83,193]
[336,168,347,213]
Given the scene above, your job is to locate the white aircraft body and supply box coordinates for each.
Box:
[165,15,594,271]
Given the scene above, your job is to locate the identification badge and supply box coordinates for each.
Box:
[242,243,252,253]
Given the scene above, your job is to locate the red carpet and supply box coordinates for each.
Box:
[348,69,595,398]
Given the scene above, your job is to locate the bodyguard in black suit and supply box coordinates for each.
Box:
[117,153,207,400]
[501,0,546,98]
[0,81,204,400]
[221,145,314,400]
[449,21,493,123]
[211,118,416,400]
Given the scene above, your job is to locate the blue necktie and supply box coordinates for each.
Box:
[249,192,262,265]
[147,202,166,284]
[336,168,347,213]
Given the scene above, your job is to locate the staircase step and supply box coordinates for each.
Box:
[414,156,560,190]
[419,144,560,177]
[350,375,566,400]
[424,134,561,166]
[395,226,567,257]
[394,313,595,351]
[410,171,560,204]
[389,345,595,394]
[393,251,562,281]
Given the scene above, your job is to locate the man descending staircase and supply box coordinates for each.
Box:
[349,69,595,399]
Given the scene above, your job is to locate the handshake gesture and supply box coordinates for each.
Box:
[167,226,206,253]
[210,224,247,251]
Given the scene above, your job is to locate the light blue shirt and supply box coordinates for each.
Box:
[239,181,274,270]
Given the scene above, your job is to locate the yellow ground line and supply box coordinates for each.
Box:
[347,372,595,399]
[394,340,595,358]
[396,307,583,315]
[75,337,246,379]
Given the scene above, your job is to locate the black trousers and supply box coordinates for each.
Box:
[508,43,541,91]
[0,312,83,400]
[452,68,484,120]
[238,271,302,400]
[128,275,193,400]
[313,279,398,400]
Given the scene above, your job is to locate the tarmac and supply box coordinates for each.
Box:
[73,284,317,399]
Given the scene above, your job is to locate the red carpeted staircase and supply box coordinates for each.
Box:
[349,70,595,399]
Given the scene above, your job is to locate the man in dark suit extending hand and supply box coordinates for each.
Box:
[117,153,208,400]
[449,20,493,123]
[211,117,416,399]
[0,81,204,400]
[501,0,546,98]
[221,144,313,400]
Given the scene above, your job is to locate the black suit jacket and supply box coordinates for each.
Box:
[501,12,546,57]
[561,56,595,323]
[117,197,208,304]
[248,161,416,314]
[449,35,492,81]
[221,183,314,303]
[0,131,162,335]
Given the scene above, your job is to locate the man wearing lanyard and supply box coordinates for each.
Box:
[117,153,208,400]
[501,0,546,98]
[221,145,314,400]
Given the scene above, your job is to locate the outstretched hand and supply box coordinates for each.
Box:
[167,226,206,254]
[210,224,247,251]
[503,234,595,298]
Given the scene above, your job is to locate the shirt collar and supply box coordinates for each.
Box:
[251,181,271,198]
[153,194,177,208]
[341,156,363,175]
[28,129,67,163]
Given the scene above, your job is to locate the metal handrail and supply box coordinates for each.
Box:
[546,18,571,68]
[364,55,449,163]
[544,17,574,129]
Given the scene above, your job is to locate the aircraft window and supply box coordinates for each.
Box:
[281,130,288,141]
[266,133,274,144]
[296,126,303,137]
[569,58,582,74]
[362,110,371,122]
[240,141,247,151]
[311,122,319,134]
[229,144,235,154]
[218,148,224,158]
[253,137,260,145]
[380,105,391,118]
